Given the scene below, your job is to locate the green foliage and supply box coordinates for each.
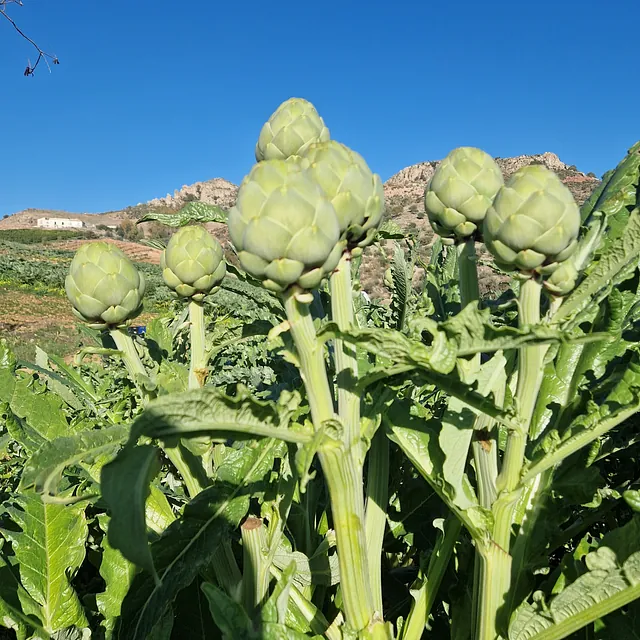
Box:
[0,228,87,244]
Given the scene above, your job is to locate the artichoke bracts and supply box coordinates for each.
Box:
[304,140,385,251]
[483,165,580,292]
[255,97,330,162]
[228,157,345,292]
[161,225,226,300]
[424,147,504,243]
[65,242,145,328]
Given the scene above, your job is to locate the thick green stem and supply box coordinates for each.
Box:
[188,299,207,389]
[481,277,543,639]
[330,252,362,451]
[241,516,270,615]
[283,289,375,633]
[365,429,389,614]
[497,278,543,494]
[457,238,480,306]
[475,542,512,640]
[109,327,154,403]
[456,240,499,509]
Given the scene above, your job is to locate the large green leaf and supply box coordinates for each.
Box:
[1,493,88,634]
[96,517,136,638]
[509,517,640,640]
[101,445,162,579]
[384,396,491,539]
[20,425,130,496]
[554,209,640,325]
[129,385,311,445]
[0,339,17,403]
[137,201,228,226]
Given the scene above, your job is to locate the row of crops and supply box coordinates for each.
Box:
[1,98,639,640]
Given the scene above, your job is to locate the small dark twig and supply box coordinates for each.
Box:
[0,0,59,75]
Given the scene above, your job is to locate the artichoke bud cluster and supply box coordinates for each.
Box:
[424,146,504,244]
[255,97,330,162]
[229,98,386,293]
[161,225,226,301]
[65,242,145,329]
[483,165,581,294]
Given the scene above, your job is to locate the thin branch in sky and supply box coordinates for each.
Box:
[0,0,60,75]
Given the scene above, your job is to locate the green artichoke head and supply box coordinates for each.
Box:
[483,165,581,275]
[255,98,330,162]
[303,140,385,250]
[227,156,345,292]
[424,147,504,243]
[161,225,226,301]
[65,242,145,328]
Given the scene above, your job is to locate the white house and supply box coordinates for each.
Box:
[37,217,84,229]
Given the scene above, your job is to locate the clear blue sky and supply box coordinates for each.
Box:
[1,0,638,217]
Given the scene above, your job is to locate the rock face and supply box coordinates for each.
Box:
[146,178,238,210]
[383,151,599,215]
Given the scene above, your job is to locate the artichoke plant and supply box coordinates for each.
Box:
[255,97,330,162]
[65,242,145,327]
[227,157,345,292]
[161,225,226,300]
[483,164,581,275]
[303,140,385,250]
[424,146,504,243]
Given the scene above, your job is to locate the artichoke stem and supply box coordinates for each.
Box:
[364,429,389,615]
[188,299,207,389]
[456,239,499,509]
[109,327,154,403]
[241,517,270,616]
[330,252,362,451]
[457,238,480,308]
[283,288,375,632]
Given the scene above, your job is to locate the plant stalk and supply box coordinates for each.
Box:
[188,299,207,389]
[481,277,543,639]
[456,240,499,509]
[330,252,362,451]
[241,516,270,616]
[283,288,375,633]
[365,429,389,614]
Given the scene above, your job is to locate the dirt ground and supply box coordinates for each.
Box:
[0,288,156,362]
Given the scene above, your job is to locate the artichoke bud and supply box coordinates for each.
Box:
[303,140,385,250]
[483,165,581,278]
[228,157,345,293]
[161,225,226,301]
[65,242,145,328]
[544,260,578,297]
[255,97,330,162]
[424,147,504,242]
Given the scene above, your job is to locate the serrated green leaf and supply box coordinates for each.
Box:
[554,208,640,324]
[509,517,640,640]
[20,425,129,496]
[1,493,88,634]
[130,386,312,445]
[137,201,228,226]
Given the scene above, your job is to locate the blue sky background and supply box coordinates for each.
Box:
[1,0,638,217]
